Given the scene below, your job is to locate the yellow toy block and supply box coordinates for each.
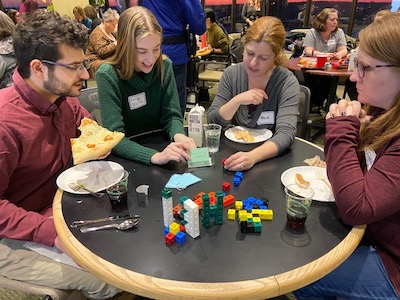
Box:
[253,217,261,223]
[238,210,247,222]
[258,209,274,220]
[227,209,236,220]
[235,201,243,210]
[169,222,180,235]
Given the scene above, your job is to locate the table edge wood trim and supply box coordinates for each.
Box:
[295,137,323,151]
[54,187,365,299]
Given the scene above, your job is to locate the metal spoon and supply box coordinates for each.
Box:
[80,219,138,233]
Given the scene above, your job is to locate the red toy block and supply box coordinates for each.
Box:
[173,204,183,218]
[210,195,216,206]
[222,182,230,193]
[165,232,175,245]
[194,198,203,209]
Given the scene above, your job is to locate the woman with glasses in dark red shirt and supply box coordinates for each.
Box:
[294,13,400,300]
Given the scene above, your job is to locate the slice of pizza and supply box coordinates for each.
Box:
[71,117,124,165]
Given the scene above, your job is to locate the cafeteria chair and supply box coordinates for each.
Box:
[195,35,244,104]
[0,275,70,300]
[297,85,313,141]
[78,87,102,125]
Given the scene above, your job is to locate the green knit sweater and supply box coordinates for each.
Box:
[96,58,185,165]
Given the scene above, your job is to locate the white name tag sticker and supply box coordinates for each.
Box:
[257,111,275,125]
[128,92,147,110]
[327,38,336,47]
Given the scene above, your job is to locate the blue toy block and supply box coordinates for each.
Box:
[164,227,170,235]
[244,204,253,211]
[175,231,186,244]
[234,172,243,179]
[255,199,264,206]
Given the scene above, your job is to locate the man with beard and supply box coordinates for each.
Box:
[0,10,123,299]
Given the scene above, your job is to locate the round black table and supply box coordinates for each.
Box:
[53,133,365,299]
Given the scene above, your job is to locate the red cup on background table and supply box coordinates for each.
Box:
[316,54,328,68]
[201,33,207,49]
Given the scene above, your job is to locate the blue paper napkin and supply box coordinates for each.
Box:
[165,173,202,190]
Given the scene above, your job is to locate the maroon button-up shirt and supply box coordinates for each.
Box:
[0,69,90,246]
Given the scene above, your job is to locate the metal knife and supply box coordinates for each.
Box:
[70,214,140,228]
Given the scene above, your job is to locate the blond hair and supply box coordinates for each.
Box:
[244,16,286,66]
[109,6,163,80]
[374,9,391,21]
[358,13,400,151]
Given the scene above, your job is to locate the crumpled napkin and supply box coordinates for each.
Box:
[165,173,201,190]
[304,155,326,168]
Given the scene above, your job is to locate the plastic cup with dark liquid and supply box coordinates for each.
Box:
[106,170,129,211]
[284,184,314,230]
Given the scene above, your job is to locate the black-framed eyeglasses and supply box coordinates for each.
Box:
[42,60,90,73]
[354,57,400,78]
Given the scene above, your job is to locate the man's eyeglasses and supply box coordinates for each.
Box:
[42,60,90,73]
[354,58,400,78]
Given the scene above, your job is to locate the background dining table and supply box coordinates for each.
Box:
[53,132,365,300]
[286,57,353,109]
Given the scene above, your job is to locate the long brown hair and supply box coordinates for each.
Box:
[244,16,286,66]
[108,6,164,81]
[358,13,400,151]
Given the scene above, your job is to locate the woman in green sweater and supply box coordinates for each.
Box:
[96,6,195,165]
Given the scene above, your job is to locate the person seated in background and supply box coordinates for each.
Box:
[0,10,123,299]
[96,6,196,166]
[204,8,229,57]
[84,4,102,33]
[85,8,119,78]
[0,11,16,89]
[344,9,392,101]
[241,0,260,36]
[297,4,315,26]
[73,6,92,30]
[207,16,299,172]
[302,8,348,110]
[294,13,400,300]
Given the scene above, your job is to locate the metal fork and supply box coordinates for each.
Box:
[68,181,104,198]
[315,169,331,189]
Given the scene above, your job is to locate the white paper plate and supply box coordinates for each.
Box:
[281,166,334,202]
[57,161,125,194]
[225,126,273,144]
